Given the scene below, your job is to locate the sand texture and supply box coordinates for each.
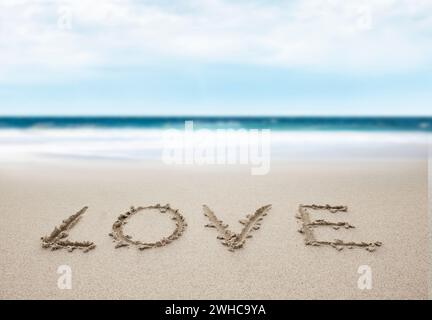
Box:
[0,160,429,299]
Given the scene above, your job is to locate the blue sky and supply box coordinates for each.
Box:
[0,0,431,116]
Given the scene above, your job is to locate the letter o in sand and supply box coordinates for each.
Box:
[109,204,187,251]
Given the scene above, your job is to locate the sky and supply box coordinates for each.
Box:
[0,0,431,116]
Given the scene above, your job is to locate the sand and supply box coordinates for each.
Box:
[0,159,429,299]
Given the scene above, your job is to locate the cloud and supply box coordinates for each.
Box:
[1,0,432,82]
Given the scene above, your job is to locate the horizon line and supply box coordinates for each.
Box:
[0,115,432,119]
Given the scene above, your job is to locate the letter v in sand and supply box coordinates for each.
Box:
[203,204,272,252]
[40,207,96,253]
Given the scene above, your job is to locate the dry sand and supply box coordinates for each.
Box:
[0,159,429,299]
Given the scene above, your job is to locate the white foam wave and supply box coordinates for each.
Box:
[0,128,430,163]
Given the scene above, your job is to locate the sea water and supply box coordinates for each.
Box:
[0,116,430,163]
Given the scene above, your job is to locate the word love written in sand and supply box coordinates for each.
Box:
[40,203,382,253]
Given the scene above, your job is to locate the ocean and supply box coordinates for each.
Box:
[0,116,430,162]
[0,116,431,131]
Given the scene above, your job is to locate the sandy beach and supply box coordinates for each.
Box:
[2,0,432,303]
[0,157,428,299]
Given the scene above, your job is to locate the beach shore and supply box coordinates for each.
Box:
[0,158,428,299]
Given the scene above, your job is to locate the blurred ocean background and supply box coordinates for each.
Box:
[0,116,431,131]
[0,116,430,163]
